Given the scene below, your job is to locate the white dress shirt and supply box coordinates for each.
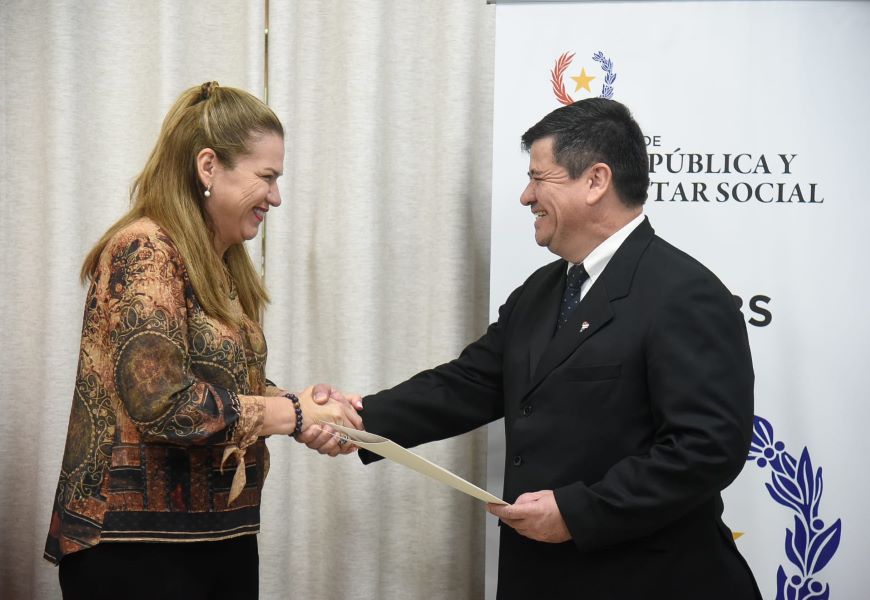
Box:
[570,212,645,301]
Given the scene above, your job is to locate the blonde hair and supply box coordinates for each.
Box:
[82,81,284,324]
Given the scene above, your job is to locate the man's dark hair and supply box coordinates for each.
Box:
[521,98,649,206]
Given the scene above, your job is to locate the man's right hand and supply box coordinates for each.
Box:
[295,384,364,456]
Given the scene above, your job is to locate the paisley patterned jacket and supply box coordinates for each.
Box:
[45,218,272,564]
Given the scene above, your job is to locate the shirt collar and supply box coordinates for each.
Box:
[569,212,645,282]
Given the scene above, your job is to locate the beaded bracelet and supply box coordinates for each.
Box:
[283,393,303,437]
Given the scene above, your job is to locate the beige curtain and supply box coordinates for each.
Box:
[259,2,494,598]
[0,1,494,598]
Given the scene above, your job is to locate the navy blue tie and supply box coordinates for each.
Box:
[558,264,589,329]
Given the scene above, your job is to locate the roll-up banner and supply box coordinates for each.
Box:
[489,2,870,598]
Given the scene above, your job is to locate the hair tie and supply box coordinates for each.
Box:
[199,81,219,102]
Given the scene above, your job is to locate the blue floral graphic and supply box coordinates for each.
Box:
[747,416,842,600]
[592,51,616,99]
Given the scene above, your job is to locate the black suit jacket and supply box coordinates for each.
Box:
[360,218,761,599]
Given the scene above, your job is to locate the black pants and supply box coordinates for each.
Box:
[59,535,259,600]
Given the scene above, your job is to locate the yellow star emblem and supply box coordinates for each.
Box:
[733,531,744,541]
[571,67,596,93]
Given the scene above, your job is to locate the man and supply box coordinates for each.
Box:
[353,99,760,598]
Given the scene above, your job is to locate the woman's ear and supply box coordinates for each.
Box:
[196,147,217,188]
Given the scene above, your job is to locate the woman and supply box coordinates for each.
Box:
[44,82,360,599]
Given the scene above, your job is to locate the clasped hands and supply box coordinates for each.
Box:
[296,383,364,456]
[261,383,363,456]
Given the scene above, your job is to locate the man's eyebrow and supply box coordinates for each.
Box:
[262,167,283,176]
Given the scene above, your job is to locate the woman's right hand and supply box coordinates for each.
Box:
[296,385,363,456]
[260,385,363,455]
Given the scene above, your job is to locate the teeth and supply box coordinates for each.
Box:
[254,208,264,217]
[535,211,546,219]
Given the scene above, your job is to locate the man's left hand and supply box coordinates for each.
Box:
[486,490,571,543]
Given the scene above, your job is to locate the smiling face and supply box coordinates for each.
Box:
[200,132,285,256]
[520,136,594,262]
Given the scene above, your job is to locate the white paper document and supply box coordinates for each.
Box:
[328,422,508,505]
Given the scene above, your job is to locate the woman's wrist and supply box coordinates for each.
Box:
[283,393,303,437]
[234,394,267,445]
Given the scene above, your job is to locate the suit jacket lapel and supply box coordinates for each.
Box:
[522,217,656,402]
[526,263,566,379]
[527,282,613,396]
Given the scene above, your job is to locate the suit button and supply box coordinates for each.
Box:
[512,455,523,466]
[521,405,532,416]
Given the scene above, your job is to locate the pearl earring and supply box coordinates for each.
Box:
[204,185,211,198]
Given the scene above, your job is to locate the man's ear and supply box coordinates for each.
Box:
[196,147,218,188]
[585,163,613,206]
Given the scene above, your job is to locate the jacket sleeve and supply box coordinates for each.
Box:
[104,230,264,447]
[555,273,755,551]
[358,284,527,463]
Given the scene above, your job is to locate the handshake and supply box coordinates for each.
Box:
[261,383,364,456]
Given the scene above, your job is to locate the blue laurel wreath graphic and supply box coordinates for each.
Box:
[592,51,616,99]
[747,416,842,600]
